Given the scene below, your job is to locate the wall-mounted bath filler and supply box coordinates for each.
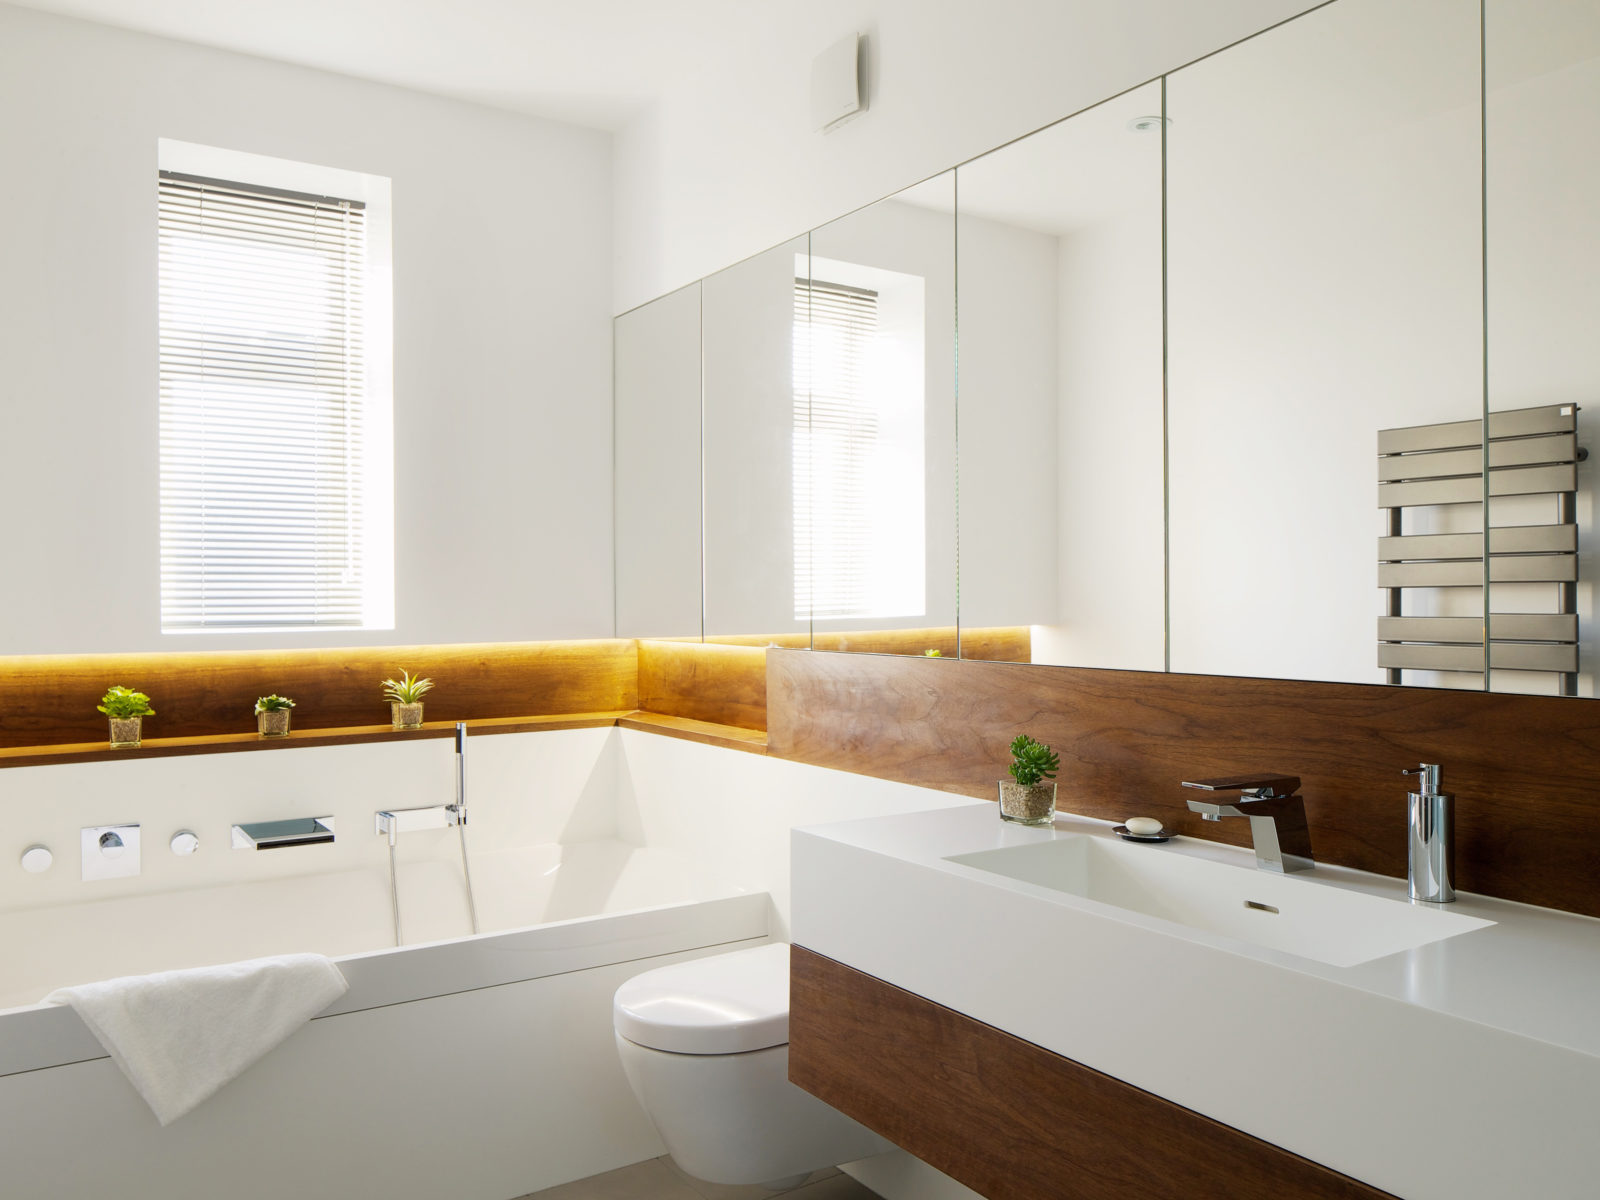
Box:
[231,817,336,850]
[20,845,53,874]
[376,723,478,946]
[170,830,200,856]
[81,824,141,882]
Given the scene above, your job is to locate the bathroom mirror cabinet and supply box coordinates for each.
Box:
[952,80,1164,670]
[1166,0,1598,697]
[614,281,703,639]
[613,0,1598,695]
[1481,0,1600,697]
[617,177,960,653]
[701,235,815,641]
[804,174,957,650]
[1166,0,1485,691]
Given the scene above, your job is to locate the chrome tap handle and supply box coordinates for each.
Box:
[1181,772,1313,873]
[1181,774,1302,800]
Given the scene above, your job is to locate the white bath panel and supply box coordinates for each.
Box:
[0,948,761,1200]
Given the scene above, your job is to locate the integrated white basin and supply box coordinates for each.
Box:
[947,834,1493,967]
[795,803,1600,1200]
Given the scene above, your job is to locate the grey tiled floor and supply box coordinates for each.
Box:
[516,1155,880,1200]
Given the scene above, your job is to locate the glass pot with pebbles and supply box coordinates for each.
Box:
[97,685,154,749]
[254,695,295,738]
[381,670,433,730]
[999,734,1059,826]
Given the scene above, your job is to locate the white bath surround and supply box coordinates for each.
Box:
[0,728,972,1200]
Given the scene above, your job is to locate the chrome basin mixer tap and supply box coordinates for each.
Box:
[1181,773,1315,873]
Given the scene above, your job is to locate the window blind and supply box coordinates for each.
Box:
[793,277,879,619]
[158,170,371,631]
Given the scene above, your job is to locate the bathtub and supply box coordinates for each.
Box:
[0,725,978,1200]
[0,728,769,1200]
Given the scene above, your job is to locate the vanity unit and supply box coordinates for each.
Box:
[789,804,1600,1200]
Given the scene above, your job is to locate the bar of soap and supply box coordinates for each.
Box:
[1124,817,1163,837]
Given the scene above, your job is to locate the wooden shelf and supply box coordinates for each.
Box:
[0,710,765,769]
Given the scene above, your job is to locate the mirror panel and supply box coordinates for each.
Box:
[1166,0,1483,688]
[702,236,813,640]
[955,81,1165,668]
[614,282,703,638]
[1484,0,1600,696]
[803,173,958,654]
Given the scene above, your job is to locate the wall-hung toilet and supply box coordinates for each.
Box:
[613,942,893,1187]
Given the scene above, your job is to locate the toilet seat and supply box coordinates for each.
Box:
[613,942,790,1055]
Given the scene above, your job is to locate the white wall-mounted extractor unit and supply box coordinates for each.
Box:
[812,33,864,133]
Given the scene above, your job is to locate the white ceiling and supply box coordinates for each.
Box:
[4,0,765,129]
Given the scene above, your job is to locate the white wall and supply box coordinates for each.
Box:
[612,0,1320,313]
[0,4,614,655]
[613,728,975,938]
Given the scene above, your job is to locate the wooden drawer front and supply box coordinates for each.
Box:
[788,946,1393,1200]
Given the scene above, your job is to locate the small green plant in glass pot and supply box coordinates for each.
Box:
[97,686,155,749]
[381,670,433,730]
[999,734,1060,825]
[254,695,295,738]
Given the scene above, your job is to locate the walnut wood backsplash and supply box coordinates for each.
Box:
[767,649,1600,918]
[637,640,768,731]
[697,625,1032,661]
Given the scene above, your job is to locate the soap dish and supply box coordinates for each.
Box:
[1113,824,1173,844]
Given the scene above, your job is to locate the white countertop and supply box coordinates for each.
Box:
[791,802,1600,1200]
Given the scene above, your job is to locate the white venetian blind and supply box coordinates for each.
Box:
[793,277,879,619]
[158,170,370,631]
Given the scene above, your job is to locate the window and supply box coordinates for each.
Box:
[793,258,926,621]
[157,142,392,632]
[794,278,879,618]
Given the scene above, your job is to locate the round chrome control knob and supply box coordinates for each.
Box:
[170,831,200,856]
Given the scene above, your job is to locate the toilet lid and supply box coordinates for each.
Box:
[613,942,790,1054]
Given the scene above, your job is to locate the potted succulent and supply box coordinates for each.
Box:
[999,733,1060,826]
[254,695,295,738]
[98,686,155,749]
[382,670,433,730]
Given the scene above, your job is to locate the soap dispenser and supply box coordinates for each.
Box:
[1401,764,1454,904]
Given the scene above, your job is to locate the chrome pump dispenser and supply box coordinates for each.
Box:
[1402,764,1455,904]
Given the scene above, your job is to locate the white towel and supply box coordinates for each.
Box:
[46,953,348,1125]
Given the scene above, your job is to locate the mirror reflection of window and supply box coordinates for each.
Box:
[793,257,926,621]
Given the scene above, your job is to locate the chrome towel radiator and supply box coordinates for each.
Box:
[1378,403,1581,692]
